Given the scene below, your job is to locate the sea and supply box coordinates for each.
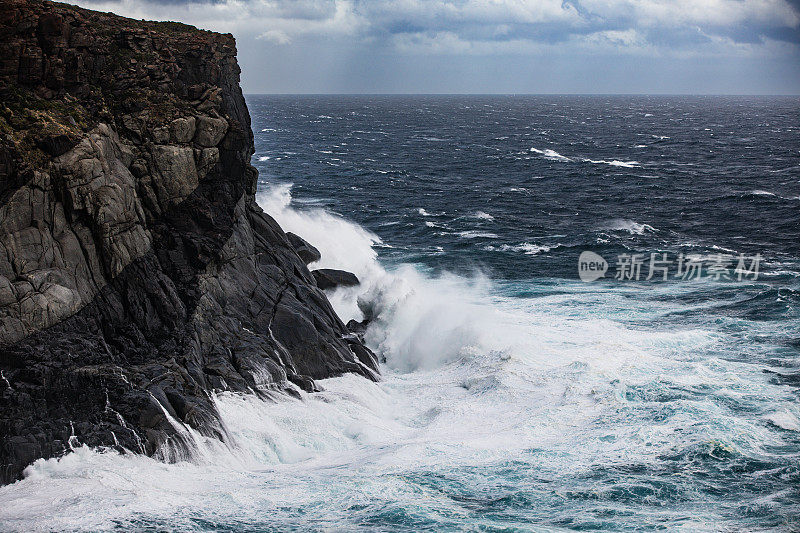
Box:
[0,95,798,532]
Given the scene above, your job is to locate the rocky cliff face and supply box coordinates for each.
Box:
[0,0,379,484]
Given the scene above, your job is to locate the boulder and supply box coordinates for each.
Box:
[170,117,196,143]
[194,116,228,147]
[312,269,360,290]
[286,232,321,264]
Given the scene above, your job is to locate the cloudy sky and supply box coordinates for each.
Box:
[69,0,800,94]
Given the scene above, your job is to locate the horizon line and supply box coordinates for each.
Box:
[243,92,800,97]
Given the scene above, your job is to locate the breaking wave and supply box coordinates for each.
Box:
[530,147,572,162]
[0,183,797,531]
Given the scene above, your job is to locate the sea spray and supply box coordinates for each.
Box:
[0,182,797,531]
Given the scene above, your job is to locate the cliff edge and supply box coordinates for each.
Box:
[0,0,379,484]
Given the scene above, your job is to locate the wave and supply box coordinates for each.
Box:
[471,211,494,221]
[2,183,796,530]
[530,147,571,162]
[455,230,498,239]
[740,190,800,201]
[258,156,270,161]
[485,243,555,255]
[603,218,658,235]
[530,147,640,168]
[584,158,640,168]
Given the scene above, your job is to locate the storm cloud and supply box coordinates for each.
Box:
[67,0,800,93]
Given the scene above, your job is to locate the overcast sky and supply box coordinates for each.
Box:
[69,0,800,94]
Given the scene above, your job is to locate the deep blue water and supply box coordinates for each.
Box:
[251,95,800,275]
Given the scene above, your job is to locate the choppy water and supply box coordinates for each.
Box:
[1,96,799,532]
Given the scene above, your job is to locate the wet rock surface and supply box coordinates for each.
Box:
[0,0,379,484]
[312,269,360,290]
[286,232,321,265]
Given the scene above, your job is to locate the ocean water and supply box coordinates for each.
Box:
[1,95,799,532]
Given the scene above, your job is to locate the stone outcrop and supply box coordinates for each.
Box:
[0,0,379,484]
[312,268,360,290]
[286,232,321,265]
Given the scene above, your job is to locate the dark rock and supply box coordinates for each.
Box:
[0,0,379,485]
[346,318,369,337]
[288,374,322,393]
[286,232,321,264]
[37,132,77,156]
[312,269,360,291]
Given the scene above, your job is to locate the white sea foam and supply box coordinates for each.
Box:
[0,183,795,530]
[471,211,494,220]
[530,147,571,162]
[456,230,499,239]
[258,156,270,161]
[766,410,800,431]
[604,218,658,235]
[485,243,554,255]
[584,158,641,168]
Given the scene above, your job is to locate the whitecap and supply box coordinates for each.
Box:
[258,156,270,162]
[456,230,499,239]
[604,219,658,235]
[766,410,800,431]
[584,158,640,168]
[485,243,554,255]
[471,211,494,221]
[530,147,571,162]
[424,221,448,229]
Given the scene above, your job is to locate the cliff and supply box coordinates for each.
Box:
[0,0,379,484]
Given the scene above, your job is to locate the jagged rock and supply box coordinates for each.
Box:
[312,269,360,290]
[286,232,321,264]
[346,318,369,338]
[0,0,379,485]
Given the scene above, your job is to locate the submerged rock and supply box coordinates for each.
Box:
[0,0,379,484]
[312,269,360,290]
